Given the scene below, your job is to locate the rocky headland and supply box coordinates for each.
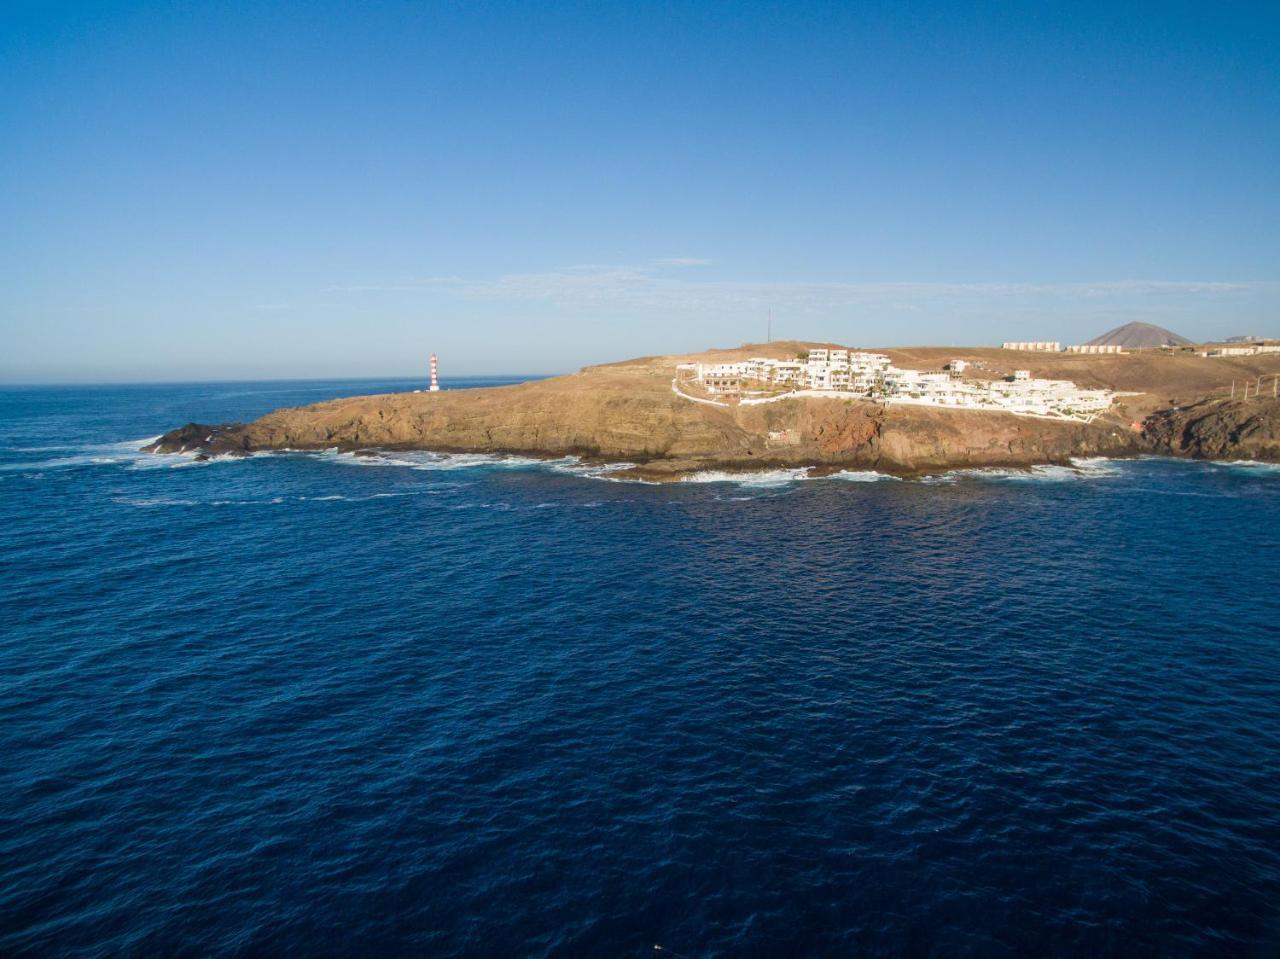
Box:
[1141,396,1280,461]
[143,343,1280,479]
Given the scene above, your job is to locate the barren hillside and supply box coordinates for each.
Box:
[144,343,1280,477]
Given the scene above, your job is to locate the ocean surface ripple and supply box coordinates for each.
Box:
[2,379,1279,957]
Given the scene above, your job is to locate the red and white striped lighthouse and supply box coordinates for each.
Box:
[429,353,440,392]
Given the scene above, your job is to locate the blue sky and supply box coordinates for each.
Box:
[2,1,1277,381]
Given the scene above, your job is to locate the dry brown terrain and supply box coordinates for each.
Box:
[144,342,1280,477]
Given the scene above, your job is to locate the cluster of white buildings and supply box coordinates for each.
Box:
[1065,344,1125,354]
[680,349,1114,421]
[1003,341,1126,354]
[1207,344,1280,357]
[696,349,893,395]
[1001,341,1061,352]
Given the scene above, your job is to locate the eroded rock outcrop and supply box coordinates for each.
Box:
[143,423,251,459]
[1143,398,1280,461]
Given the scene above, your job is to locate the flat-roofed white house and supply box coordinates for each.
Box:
[1067,344,1124,354]
[1002,342,1061,352]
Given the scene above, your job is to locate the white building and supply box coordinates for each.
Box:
[1208,344,1279,356]
[1002,342,1061,352]
[1066,344,1124,354]
[704,375,742,394]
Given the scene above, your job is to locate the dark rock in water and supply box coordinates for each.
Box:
[142,423,250,457]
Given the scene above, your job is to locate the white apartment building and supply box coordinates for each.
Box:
[988,377,1113,415]
[1002,342,1061,352]
[1209,345,1280,356]
[1066,344,1124,354]
[1211,347,1259,356]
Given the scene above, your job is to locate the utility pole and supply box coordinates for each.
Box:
[1231,380,1235,399]
[767,309,772,344]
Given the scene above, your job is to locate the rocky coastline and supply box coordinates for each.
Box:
[142,344,1280,479]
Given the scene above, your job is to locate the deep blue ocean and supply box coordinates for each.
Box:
[2,377,1279,957]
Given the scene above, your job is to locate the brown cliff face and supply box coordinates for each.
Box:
[142,344,1280,476]
[1142,397,1280,461]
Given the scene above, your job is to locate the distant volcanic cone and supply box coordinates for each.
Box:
[1086,321,1193,348]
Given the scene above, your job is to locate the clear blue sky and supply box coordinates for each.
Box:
[2,1,1277,382]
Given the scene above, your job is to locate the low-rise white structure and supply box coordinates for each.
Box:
[1002,341,1061,352]
[1211,347,1260,356]
[1066,344,1124,354]
[1209,344,1280,356]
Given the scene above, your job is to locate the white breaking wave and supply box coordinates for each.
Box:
[115,497,201,507]
[550,460,639,479]
[681,468,812,488]
[1216,459,1280,474]
[0,454,122,472]
[1,437,161,471]
[319,449,668,484]
[16,433,1149,493]
[1069,456,1124,476]
[320,449,572,472]
[552,461,665,484]
[681,467,899,488]
[827,470,900,482]
[117,488,452,508]
[924,458,1125,484]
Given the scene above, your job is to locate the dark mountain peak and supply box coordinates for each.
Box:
[1086,322,1193,348]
